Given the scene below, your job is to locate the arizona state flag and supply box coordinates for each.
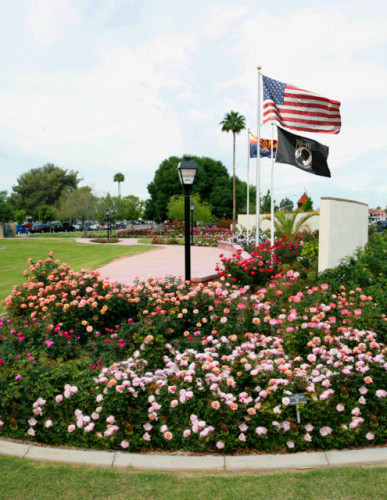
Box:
[250,134,277,158]
[275,127,331,177]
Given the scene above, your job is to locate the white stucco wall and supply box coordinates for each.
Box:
[237,212,320,233]
[318,197,368,273]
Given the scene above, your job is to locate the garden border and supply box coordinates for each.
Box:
[191,241,250,284]
[0,439,386,471]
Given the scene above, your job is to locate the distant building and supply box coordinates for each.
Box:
[368,209,386,223]
[297,193,309,210]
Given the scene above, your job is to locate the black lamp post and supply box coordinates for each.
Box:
[177,156,198,281]
[190,201,195,246]
[106,209,111,243]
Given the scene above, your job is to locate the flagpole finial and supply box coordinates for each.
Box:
[257,65,261,70]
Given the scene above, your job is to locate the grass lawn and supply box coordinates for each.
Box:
[0,456,385,500]
[28,231,115,239]
[137,238,154,244]
[0,238,154,307]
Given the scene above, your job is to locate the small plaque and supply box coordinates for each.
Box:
[289,393,307,406]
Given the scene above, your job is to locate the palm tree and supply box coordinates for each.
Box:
[113,172,125,197]
[220,111,246,230]
[264,209,317,240]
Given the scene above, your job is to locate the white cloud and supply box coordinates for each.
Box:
[24,0,80,47]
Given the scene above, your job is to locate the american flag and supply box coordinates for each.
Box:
[262,76,341,134]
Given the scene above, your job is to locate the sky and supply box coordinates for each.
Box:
[0,0,386,210]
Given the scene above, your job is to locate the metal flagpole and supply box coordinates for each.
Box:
[270,119,275,248]
[256,66,261,246]
[247,128,250,244]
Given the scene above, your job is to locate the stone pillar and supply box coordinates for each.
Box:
[318,197,368,273]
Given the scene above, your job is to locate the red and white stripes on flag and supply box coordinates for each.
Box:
[262,75,341,134]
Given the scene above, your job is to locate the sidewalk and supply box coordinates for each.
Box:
[76,238,234,284]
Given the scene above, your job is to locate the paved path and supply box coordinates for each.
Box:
[77,238,233,284]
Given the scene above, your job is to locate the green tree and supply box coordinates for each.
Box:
[145,156,239,222]
[260,189,278,213]
[279,197,294,212]
[38,205,57,222]
[96,194,144,222]
[122,195,144,221]
[302,197,314,211]
[167,194,213,224]
[114,172,125,197]
[219,111,246,230]
[0,191,14,223]
[264,210,317,240]
[14,209,26,225]
[60,187,97,236]
[11,164,81,218]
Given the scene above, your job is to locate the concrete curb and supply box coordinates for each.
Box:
[0,439,386,471]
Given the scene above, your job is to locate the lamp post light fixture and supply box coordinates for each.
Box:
[190,201,195,246]
[177,156,198,281]
[105,209,111,243]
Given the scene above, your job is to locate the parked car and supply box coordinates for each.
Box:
[164,220,183,226]
[376,220,387,231]
[16,224,29,234]
[62,222,75,232]
[50,221,64,232]
[30,223,50,234]
[73,223,83,231]
[89,223,104,231]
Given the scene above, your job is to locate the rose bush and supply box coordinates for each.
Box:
[0,232,385,453]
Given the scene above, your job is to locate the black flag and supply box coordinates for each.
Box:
[275,127,331,177]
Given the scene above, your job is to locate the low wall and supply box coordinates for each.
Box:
[318,197,368,273]
[237,213,320,233]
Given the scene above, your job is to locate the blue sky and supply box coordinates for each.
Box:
[0,0,386,209]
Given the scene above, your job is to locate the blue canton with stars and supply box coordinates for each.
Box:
[263,76,286,105]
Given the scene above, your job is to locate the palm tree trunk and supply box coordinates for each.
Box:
[232,131,236,231]
[118,182,121,197]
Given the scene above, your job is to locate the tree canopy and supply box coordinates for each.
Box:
[260,189,279,213]
[0,191,14,223]
[95,194,144,222]
[11,164,81,218]
[280,197,294,212]
[145,155,249,222]
[38,205,58,223]
[302,197,314,212]
[60,186,97,225]
[167,193,213,224]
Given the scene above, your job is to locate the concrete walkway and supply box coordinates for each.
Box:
[77,238,234,284]
[0,439,385,470]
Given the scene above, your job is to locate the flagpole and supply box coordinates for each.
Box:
[247,128,250,244]
[256,66,261,246]
[270,119,275,249]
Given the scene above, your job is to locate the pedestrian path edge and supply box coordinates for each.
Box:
[0,439,386,471]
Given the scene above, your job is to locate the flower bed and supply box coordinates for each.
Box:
[0,239,385,454]
[90,238,120,244]
[118,226,232,247]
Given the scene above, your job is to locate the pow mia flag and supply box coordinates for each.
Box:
[275,127,331,177]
